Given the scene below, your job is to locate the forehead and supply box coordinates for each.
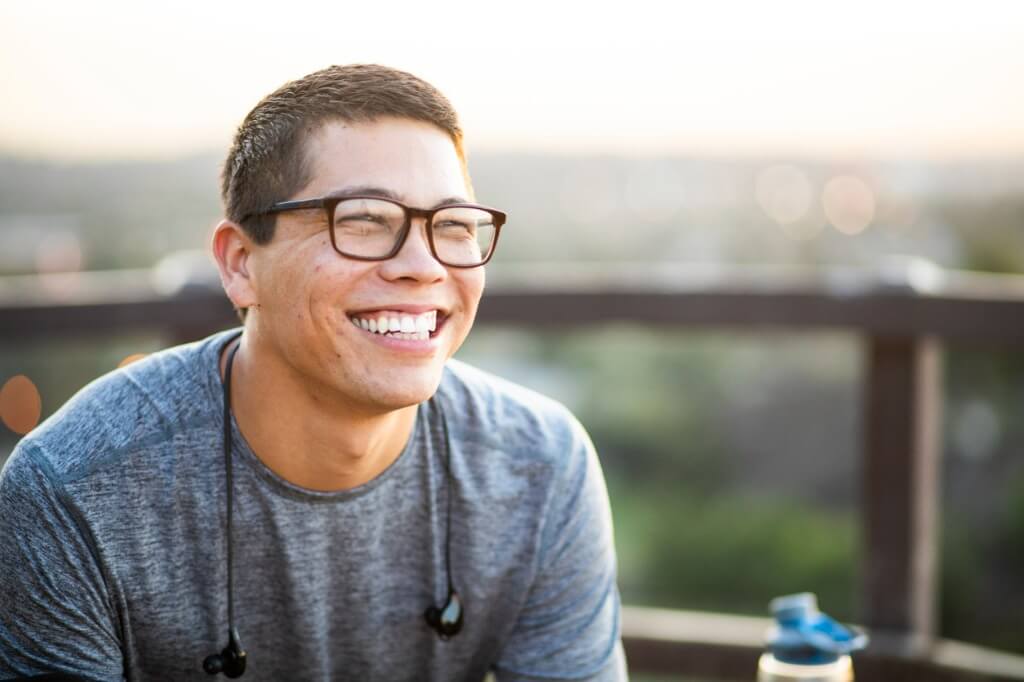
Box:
[298,117,470,205]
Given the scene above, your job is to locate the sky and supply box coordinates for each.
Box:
[2,0,1024,161]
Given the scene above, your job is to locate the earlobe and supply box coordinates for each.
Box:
[212,220,258,310]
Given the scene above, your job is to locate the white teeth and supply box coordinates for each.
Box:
[351,310,439,339]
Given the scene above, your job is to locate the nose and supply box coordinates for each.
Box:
[379,218,447,283]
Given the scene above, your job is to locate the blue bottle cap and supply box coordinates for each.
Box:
[765,593,868,665]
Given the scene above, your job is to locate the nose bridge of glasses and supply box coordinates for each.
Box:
[405,205,435,234]
[395,206,442,263]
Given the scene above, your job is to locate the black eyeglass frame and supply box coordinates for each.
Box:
[253,195,506,268]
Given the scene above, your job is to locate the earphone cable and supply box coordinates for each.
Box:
[222,339,241,633]
[437,400,455,595]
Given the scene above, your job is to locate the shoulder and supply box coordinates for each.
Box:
[14,329,236,484]
[438,358,590,458]
[435,360,598,502]
[439,368,622,680]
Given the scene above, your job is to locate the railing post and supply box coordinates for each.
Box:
[861,334,943,643]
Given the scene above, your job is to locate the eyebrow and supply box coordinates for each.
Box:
[325,185,470,208]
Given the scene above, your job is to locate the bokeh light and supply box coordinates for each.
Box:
[822,175,876,235]
[755,164,814,226]
[754,164,825,242]
[118,353,148,368]
[952,397,1001,461]
[0,375,42,435]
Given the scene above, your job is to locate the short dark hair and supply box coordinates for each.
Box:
[221,64,469,244]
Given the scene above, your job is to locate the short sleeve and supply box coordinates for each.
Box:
[0,441,123,680]
[493,418,627,681]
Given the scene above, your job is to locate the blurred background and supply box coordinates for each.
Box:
[2,1,1023,678]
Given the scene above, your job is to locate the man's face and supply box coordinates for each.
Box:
[245,117,484,414]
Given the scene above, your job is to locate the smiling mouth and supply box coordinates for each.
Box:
[348,310,441,341]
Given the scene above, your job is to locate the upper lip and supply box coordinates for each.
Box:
[348,304,448,316]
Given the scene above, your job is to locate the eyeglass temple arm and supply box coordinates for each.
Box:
[262,198,327,214]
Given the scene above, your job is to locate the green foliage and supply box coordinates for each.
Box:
[939,194,1024,273]
[1005,473,1024,569]
[0,333,167,456]
[460,326,861,623]
[940,470,1024,654]
[939,519,983,644]
[610,481,857,622]
[938,348,1024,653]
[553,326,732,488]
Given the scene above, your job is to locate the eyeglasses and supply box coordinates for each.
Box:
[254,195,506,268]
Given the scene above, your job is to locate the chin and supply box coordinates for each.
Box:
[358,370,444,412]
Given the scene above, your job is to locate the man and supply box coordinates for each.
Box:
[0,65,626,680]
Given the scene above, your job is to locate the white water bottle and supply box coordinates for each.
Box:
[757,593,867,682]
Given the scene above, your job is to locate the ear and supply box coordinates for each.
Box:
[212,219,259,311]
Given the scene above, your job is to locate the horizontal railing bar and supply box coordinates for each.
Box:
[3,263,1024,342]
[621,606,1024,681]
[487,262,1024,301]
[7,262,1024,304]
[480,290,1024,340]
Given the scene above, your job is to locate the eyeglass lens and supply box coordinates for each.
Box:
[331,198,497,266]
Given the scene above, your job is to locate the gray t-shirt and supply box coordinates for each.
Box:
[0,330,625,681]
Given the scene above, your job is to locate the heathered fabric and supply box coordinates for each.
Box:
[0,329,625,681]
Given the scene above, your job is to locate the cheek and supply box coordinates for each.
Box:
[453,270,485,339]
[305,261,370,324]
[259,242,340,325]
[461,270,485,308]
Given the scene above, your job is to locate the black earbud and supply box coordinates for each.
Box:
[204,627,247,678]
[425,589,464,640]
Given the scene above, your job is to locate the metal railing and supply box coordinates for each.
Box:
[4,260,1024,680]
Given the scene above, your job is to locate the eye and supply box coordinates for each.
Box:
[333,198,404,230]
[335,211,396,233]
[338,211,384,223]
[436,219,475,230]
[434,219,478,239]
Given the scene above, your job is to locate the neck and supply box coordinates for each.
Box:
[221,334,418,492]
